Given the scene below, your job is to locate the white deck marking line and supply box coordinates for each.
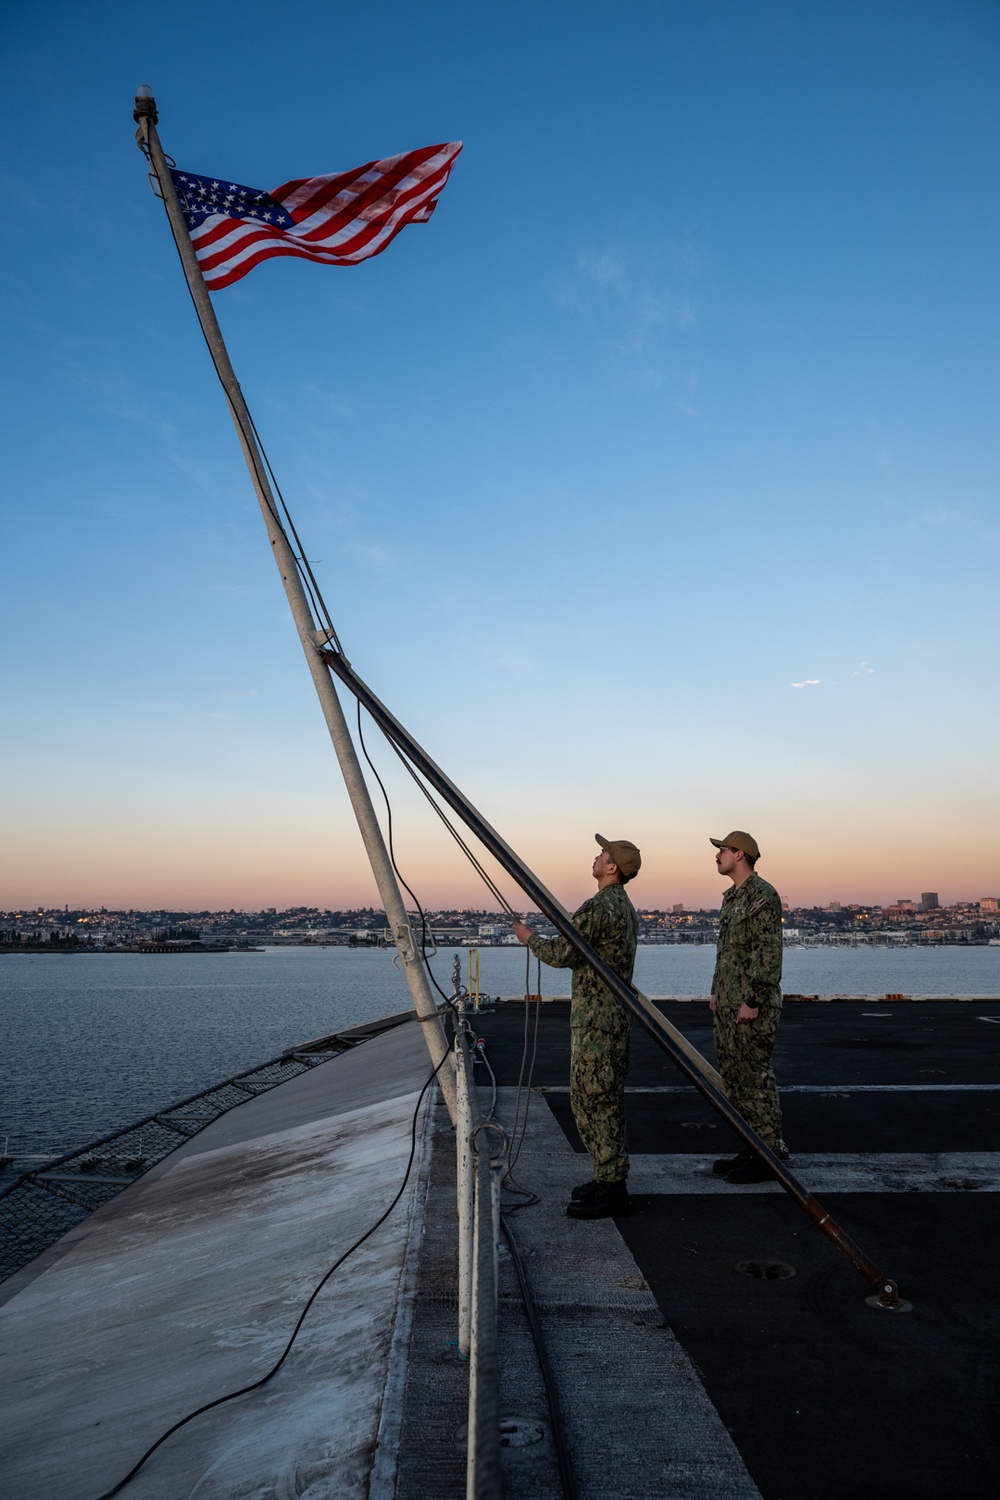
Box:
[628,1151,1000,1194]
[497,995,1000,1003]
[369,1095,434,1500]
[541,1083,1000,1093]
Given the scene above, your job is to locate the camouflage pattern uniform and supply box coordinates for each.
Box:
[712,871,786,1151]
[528,883,638,1184]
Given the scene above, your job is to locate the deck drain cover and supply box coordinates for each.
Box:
[500,1417,547,1448]
[735,1259,796,1281]
[456,1417,547,1455]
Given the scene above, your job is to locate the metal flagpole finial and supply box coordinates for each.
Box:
[133,85,158,124]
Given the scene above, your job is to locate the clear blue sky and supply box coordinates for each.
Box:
[2,0,998,913]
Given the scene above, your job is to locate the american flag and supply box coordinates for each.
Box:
[169,142,463,291]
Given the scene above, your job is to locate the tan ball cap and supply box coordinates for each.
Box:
[595,833,641,878]
[710,830,760,861]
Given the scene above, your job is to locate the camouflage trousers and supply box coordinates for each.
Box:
[713,1003,786,1152]
[570,1023,631,1184]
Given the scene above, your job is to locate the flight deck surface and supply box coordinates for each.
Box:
[3,997,998,1498]
[473,997,1000,1500]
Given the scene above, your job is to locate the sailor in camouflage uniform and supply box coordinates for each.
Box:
[514,835,640,1218]
[709,830,788,1183]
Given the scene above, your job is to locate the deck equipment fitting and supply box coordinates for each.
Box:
[736,1260,796,1281]
[867,1279,911,1311]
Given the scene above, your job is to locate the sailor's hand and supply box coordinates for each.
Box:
[736,1003,760,1023]
[709,996,716,1013]
[513,921,533,946]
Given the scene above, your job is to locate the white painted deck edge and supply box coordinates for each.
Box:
[368,1096,435,1500]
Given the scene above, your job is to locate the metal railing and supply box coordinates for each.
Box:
[0,1022,391,1285]
[452,1002,506,1500]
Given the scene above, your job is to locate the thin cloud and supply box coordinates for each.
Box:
[497,650,535,678]
[791,679,821,689]
[340,540,393,571]
[920,505,999,545]
[577,250,626,287]
[556,249,697,354]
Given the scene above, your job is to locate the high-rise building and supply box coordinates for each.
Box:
[921,892,940,910]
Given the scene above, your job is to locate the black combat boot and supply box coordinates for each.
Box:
[713,1148,753,1178]
[566,1180,631,1219]
[726,1154,779,1184]
[571,1179,598,1200]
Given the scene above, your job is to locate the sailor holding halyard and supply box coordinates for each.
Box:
[513,835,640,1219]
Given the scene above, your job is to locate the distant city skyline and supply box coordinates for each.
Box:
[3,3,998,914]
[5,894,1000,920]
[6,895,1000,955]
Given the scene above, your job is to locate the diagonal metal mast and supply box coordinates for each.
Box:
[132,87,456,1122]
[133,87,901,1307]
[318,650,903,1306]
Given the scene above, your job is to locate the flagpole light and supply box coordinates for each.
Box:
[133,85,157,124]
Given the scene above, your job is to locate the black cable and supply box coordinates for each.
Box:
[354,700,504,1045]
[499,954,541,1209]
[352,706,545,1207]
[505,949,534,1154]
[93,1048,449,1499]
[353,704,539,1212]
[354,701,457,1012]
[243,404,345,654]
[142,143,342,653]
[353,698,493,1193]
[475,1034,499,1122]
[510,999,541,1175]
[501,1212,578,1500]
[382,736,515,915]
[141,144,564,1494]
[146,150,525,931]
[510,956,541,1167]
[146,142,524,937]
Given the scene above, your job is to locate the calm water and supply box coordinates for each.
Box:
[2,944,998,1162]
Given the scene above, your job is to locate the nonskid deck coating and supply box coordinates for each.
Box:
[472,998,1000,1499]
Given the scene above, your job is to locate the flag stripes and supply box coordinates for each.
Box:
[171,142,462,290]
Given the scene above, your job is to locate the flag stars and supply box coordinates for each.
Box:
[168,142,461,284]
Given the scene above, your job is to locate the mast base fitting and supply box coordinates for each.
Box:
[866,1280,911,1312]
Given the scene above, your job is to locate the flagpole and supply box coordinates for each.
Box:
[132,86,456,1121]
